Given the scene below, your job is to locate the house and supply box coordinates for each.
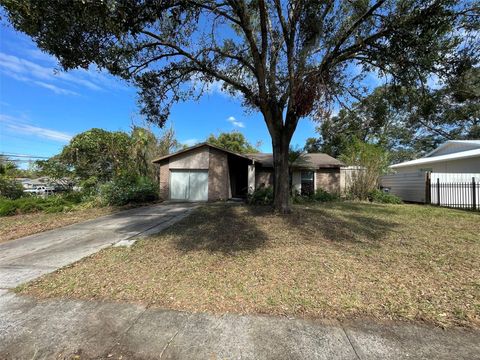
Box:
[380,140,480,203]
[152,143,344,201]
[390,140,480,173]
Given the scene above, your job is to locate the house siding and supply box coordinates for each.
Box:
[158,160,169,200]
[394,157,480,174]
[169,147,209,169]
[316,168,341,194]
[208,148,230,200]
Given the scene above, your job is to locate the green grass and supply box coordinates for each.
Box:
[19,202,480,329]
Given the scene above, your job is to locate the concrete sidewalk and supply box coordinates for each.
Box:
[0,291,478,360]
[0,203,196,289]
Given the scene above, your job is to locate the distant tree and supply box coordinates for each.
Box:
[311,63,480,163]
[131,125,180,179]
[303,138,323,153]
[2,1,476,212]
[59,128,133,182]
[0,155,16,176]
[35,156,74,188]
[339,138,390,200]
[207,132,259,154]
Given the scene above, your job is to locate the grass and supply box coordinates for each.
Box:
[0,206,119,243]
[18,202,480,329]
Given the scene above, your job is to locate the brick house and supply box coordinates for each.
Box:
[153,143,344,201]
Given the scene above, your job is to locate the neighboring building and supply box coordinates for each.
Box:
[390,140,480,173]
[380,140,480,203]
[153,143,344,201]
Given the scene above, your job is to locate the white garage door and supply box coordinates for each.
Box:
[170,170,208,201]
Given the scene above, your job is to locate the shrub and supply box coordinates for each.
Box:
[0,199,16,216]
[247,186,273,205]
[0,193,81,217]
[313,188,338,202]
[100,176,158,206]
[0,176,24,199]
[292,188,338,204]
[368,189,402,204]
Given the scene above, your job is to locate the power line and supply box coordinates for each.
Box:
[0,153,50,159]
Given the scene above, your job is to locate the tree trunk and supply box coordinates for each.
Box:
[272,131,291,214]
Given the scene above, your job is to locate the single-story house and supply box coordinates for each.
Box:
[390,140,480,173]
[153,143,344,201]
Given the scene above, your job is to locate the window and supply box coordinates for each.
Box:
[301,170,314,196]
[301,171,314,181]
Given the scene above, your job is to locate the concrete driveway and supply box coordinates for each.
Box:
[0,203,196,289]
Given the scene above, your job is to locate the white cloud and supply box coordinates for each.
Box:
[181,138,200,147]
[0,114,72,143]
[227,116,245,128]
[32,81,79,96]
[0,51,126,95]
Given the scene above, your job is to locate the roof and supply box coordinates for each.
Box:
[152,142,252,163]
[391,148,480,168]
[153,143,344,168]
[248,153,343,168]
[424,140,480,157]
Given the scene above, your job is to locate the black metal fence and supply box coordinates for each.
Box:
[426,175,479,211]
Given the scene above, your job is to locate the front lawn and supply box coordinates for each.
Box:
[19,202,480,328]
[0,206,119,243]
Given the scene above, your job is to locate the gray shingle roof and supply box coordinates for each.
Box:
[247,153,344,168]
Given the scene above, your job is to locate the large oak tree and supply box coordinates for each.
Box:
[1,0,477,212]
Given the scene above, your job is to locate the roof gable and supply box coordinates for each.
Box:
[426,140,480,157]
[152,142,252,163]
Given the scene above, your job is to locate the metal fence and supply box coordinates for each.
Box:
[427,174,480,211]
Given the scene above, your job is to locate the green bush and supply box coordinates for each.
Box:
[292,188,338,204]
[247,186,273,205]
[368,189,402,204]
[100,176,158,206]
[0,199,17,216]
[313,188,338,202]
[0,176,24,199]
[15,197,46,213]
[0,193,81,217]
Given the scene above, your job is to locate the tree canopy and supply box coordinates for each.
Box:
[37,126,180,184]
[206,131,259,153]
[2,0,477,212]
[310,63,479,163]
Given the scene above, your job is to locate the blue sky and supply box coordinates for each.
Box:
[0,24,321,163]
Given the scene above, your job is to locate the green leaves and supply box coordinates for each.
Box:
[206,131,259,154]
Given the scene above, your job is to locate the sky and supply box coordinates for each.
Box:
[0,23,322,164]
[0,19,386,167]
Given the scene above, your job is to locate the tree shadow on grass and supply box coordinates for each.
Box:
[285,204,400,245]
[171,204,270,255]
[170,203,400,255]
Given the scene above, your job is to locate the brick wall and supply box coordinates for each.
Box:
[208,148,230,200]
[316,168,340,194]
[158,160,169,200]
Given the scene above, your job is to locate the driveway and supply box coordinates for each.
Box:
[0,203,197,289]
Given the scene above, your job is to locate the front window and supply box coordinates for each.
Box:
[301,170,314,196]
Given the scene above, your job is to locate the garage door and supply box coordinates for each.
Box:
[170,170,208,201]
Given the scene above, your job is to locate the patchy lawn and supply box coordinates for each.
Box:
[0,207,118,243]
[19,202,480,328]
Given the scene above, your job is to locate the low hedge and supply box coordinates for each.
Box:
[99,176,158,206]
[0,194,77,216]
[368,189,402,204]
